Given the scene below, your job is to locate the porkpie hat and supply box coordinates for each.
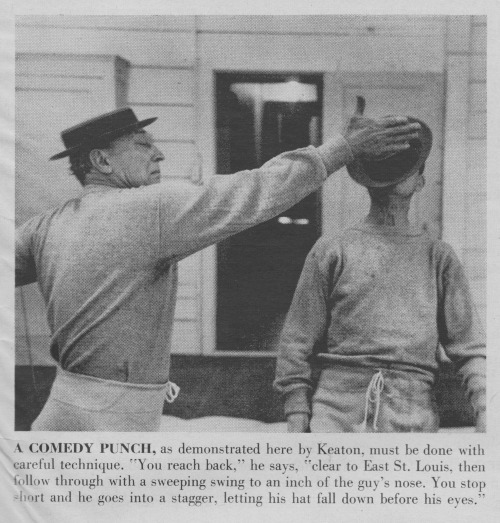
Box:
[346,100,432,188]
[50,107,157,160]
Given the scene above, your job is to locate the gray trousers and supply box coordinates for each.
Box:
[310,365,439,433]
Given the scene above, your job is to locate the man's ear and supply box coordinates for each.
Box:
[89,148,113,174]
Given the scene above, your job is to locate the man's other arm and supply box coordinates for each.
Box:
[15,219,38,287]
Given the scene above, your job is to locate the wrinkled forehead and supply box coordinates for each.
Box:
[110,128,155,148]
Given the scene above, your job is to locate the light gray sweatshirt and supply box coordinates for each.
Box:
[16,137,352,384]
[274,223,486,418]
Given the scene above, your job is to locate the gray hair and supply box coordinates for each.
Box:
[69,149,94,185]
[68,137,116,185]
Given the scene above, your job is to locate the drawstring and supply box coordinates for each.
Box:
[359,370,386,431]
[165,381,180,403]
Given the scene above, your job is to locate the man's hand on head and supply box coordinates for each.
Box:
[345,116,421,160]
[343,95,421,160]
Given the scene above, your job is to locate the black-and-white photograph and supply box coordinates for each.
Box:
[14,14,486,434]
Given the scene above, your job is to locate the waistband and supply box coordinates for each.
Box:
[317,355,435,382]
[316,366,435,432]
[49,367,179,413]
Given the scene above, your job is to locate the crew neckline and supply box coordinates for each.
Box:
[351,220,424,237]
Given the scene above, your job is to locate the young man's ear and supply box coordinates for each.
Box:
[415,175,425,193]
[415,164,426,193]
[89,148,113,174]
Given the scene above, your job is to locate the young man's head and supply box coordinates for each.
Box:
[368,164,426,202]
[346,104,432,193]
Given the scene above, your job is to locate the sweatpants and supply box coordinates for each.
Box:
[310,365,439,433]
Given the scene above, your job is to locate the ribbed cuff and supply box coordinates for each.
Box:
[460,357,486,417]
[283,387,311,417]
[316,134,354,175]
[469,387,486,417]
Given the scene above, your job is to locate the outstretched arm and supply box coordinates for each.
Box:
[16,218,38,286]
[156,113,420,262]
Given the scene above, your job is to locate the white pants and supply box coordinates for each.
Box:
[31,367,171,432]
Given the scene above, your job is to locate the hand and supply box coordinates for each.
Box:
[287,413,309,433]
[475,411,486,432]
[344,96,421,160]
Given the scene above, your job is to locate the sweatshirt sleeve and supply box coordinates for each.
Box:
[273,240,332,417]
[156,136,352,261]
[437,244,486,419]
[15,217,38,287]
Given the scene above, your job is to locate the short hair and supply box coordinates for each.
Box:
[69,149,93,185]
[69,128,150,185]
[68,129,147,185]
[68,137,115,185]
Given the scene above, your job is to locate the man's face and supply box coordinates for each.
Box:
[105,130,164,188]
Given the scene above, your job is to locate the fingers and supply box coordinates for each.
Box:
[383,122,421,138]
[386,132,420,143]
[379,116,411,127]
[380,142,411,153]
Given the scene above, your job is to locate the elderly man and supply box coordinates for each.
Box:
[16,106,420,431]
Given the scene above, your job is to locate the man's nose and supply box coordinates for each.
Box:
[153,146,165,162]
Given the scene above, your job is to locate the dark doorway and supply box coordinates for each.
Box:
[216,73,323,352]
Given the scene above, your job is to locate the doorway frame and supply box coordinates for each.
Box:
[197,65,328,357]
[196,68,448,357]
[214,72,324,355]
[322,71,445,237]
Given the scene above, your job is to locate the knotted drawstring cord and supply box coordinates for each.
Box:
[165,381,180,403]
[359,370,389,432]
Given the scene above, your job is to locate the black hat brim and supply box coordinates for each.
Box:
[49,117,157,161]
[346,117,432,188]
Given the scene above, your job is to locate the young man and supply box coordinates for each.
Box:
[274,113,486,433]
[16,106,420,431]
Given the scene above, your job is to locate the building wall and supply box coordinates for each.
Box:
[16,16,201,361]
[466,16,487,325]
[15,15,487,362]
[440,15,486,326]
